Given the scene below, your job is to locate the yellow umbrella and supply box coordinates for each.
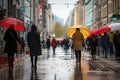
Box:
[67,25,90,39]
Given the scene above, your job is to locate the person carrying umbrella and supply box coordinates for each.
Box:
[4,25,21,70]
[72,28,84,64]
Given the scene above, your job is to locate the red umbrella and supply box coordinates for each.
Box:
[90,29,100,37]
[98,26,111,35]
[0,17,26,31]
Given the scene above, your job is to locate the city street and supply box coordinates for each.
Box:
[0,47,120,80]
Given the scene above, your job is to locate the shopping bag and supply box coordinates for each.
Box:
[16,41,22,53]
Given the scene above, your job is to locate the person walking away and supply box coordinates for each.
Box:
[51,37,57,55]
[64,38,70,54]
[72,28,84,64]
[4,25,21,70]
[27,24,42,69]
[46,38,51,53]
[89,34,98,59]
[113,31,120,60]
[97,35,102,56]
[86,37,91,53]
[101,32,110,58]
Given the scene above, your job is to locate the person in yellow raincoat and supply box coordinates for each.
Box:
[72,28,84,64]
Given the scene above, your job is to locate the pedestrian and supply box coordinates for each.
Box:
[46,38,51,53]
[27,24,42,69]
[20,36,25,53]
[72,28,84,64]
[64,38,70,54]
[101,32,110,58]
[108,32,114,57]
[86,37,91,53]
[89,34,98,59]
[4,25,21,70]
[113,30,120,59]
[51,37,57,55]
[97,35,102,56]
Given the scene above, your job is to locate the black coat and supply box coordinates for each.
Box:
[27,31,41,56]
[46,39,50,49]
[4,28,19,54]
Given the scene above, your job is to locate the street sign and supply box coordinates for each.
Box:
[110,15,120,22]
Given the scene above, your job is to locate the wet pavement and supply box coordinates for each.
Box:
[0,47,120,80]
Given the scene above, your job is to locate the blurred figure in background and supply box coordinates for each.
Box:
[51,37,57,55]
[46,38,51,53]
[20,36,25,53]
[113,31,120,60]
[109,32,114,57]
[101,32,110,58]
[89,34,98,59]
[64,38,70,54]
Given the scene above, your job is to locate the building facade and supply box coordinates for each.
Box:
[93,0,120,29]
[85,0,93,30]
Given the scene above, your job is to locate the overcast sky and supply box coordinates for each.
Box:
[48,0,78,22]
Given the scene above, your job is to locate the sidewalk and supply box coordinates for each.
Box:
[85,51,120,72]
[96,56,120,72]
[0,53,29,70]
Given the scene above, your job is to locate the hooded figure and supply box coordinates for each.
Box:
[27,24,42,69]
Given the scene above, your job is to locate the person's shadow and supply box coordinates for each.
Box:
[8,69,14,80]
[30,69,38,80]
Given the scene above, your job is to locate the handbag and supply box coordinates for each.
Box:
[10,32,22,53]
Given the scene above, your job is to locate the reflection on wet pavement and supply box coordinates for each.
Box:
[0,47,120,80]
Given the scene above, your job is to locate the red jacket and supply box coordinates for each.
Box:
[51,38,57,48]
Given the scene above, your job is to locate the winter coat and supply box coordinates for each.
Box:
[72,31,84,50]
[27,31,41,56]
[89,36,98,50]
[101,34,110,49]
[4,28,20,54]
[46,39,51,49]
[51,38,57,48]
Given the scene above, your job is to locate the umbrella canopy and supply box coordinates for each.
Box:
[90,29,100,37]
[98,26,111,34]
[108,23,120,31]
[67,25,90,39]
[0,17,26,31]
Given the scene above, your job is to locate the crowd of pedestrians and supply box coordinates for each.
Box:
[3,23,120,71]
[85,30,120,60]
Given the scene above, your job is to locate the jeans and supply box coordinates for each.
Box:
[30,56,38,68]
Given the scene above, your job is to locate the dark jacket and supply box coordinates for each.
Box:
[89,35,98,50]
[101,33,110,49]
[46,39,51,49]
[27,25,41,56]
[4,27,20,54]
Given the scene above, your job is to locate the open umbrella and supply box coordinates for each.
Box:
[0,17,26,31]
[108,23,120,31]
[98,26,111,34]
[90,29,100,37]
[67,25,90,39]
